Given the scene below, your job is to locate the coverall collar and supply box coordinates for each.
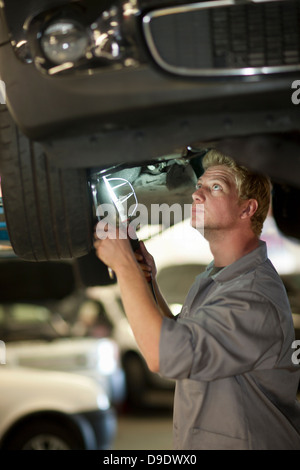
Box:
[206,240,268,283]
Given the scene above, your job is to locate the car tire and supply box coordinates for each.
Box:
[0,106,93,261]
[4,418,85,450]
[122,353,148,409]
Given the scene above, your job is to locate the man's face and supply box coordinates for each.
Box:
[191,165,243,237]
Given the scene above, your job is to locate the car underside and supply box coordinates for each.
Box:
[0,0,299,278]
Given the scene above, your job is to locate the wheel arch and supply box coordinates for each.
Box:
[0,410,91,450]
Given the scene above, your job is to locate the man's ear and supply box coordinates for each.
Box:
[240,199,258,219]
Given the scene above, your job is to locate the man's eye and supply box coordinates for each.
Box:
[195,183,202,189]
[212,184,222,190]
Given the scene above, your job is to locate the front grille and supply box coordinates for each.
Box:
[142,0,300,77]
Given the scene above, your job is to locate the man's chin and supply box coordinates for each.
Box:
[190,218,205,236]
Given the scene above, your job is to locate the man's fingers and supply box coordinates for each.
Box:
[138,241,148,256]
[134,252,143,261]
[94,222,128,240]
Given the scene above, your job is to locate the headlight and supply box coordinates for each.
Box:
[97,392,110,411]
[41,20,89,64]
[97,339,118,375]
[31,4,142,75]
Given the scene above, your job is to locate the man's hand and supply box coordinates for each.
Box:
[93,223,163,373]
[94,224,136,274]
[134,240,157,282]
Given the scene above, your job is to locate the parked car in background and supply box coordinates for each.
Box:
[0,366,116,450]
[0,302,126,407]
[85,284,175,410]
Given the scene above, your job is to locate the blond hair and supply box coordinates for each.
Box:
[202,149,271,236]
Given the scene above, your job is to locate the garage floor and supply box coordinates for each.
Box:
[113,410,173,450]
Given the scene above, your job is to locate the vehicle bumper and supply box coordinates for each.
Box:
[0,0,299,169]
[0,40,298,129]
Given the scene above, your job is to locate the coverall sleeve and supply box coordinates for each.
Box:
[159,290,284,382]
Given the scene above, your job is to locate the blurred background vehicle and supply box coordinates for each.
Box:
[0,258,126,408]
[0,366,116,450]
[84,285,175,411]
[1,304,126,407]
[0,257,173,411]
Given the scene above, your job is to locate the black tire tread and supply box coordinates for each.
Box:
[0,106,92,261]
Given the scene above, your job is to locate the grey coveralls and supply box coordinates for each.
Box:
[159,241,300,449]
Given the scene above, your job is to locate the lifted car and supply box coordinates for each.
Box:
[0,0,299,266]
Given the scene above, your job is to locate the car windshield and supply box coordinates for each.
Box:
[0,303,70,342]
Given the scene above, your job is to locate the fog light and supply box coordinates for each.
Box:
[41,20,89,64]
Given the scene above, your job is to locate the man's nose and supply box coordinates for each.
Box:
[192,188,205,202]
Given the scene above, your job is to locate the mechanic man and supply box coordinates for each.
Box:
[94,149,300,450]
